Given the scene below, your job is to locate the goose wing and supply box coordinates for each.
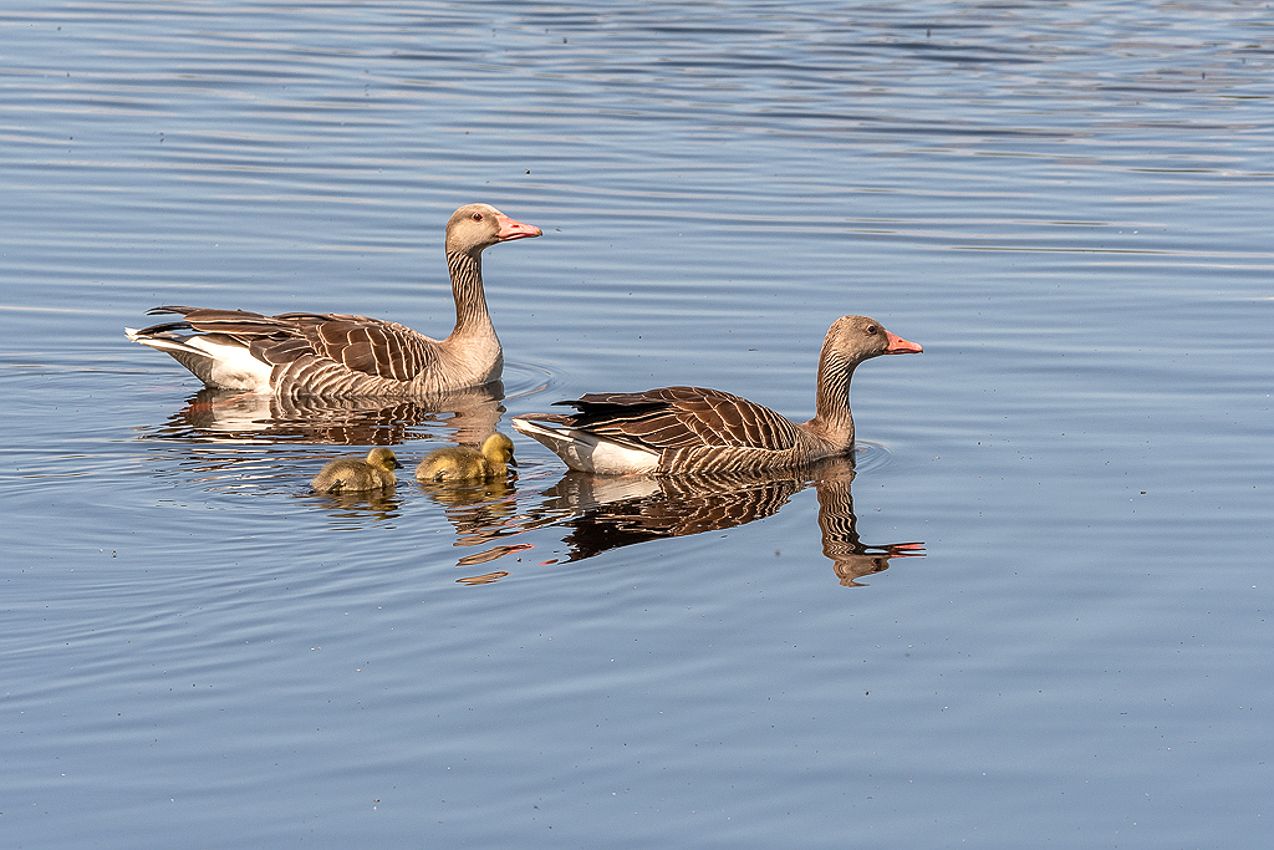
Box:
[555,386,801,452]
[141,306,440,381]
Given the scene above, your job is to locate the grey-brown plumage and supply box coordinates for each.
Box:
[311,447,402,494]
[415,432,516,484]
[512,315,923,475]
[124,203,541,397]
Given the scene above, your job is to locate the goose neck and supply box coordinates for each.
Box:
[445,250,492,336]
[807,350,857,447]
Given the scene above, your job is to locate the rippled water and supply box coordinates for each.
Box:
[2,2,1272,847]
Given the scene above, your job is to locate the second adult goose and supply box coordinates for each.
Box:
[125,203,541,397]
[512,315,921,475]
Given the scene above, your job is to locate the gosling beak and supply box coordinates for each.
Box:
[884,331,923,354]
[495,213,542,242]
[392,458,403,469]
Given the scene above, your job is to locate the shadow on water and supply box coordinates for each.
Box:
[438,455,924,587]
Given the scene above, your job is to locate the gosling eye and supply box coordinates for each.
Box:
[865,324,878,335]
[471,211,484,222]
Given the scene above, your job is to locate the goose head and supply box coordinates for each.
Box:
[804,315,922,445]
[366,447,402,472]
[824,315,923,366]
[445,203,542,255]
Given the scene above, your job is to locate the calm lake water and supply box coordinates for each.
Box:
[2,1,1272,847]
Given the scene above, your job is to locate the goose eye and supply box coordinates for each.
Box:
[471,212,484,222]
[866,325,878,335]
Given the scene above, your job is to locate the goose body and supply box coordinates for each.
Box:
[311,447,402,494]
[416,432,516,484]
[512,315,921,476]
[125,204,541,398]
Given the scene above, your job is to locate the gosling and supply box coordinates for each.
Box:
[311,447,401,494]
[416,432,516,484]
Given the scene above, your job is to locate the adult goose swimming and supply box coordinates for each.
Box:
[124,203,541,398]
[512,315,922,476]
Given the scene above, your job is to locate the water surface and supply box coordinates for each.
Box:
[2,2,1272,847]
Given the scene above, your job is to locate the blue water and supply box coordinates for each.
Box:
[2,2,1272,847]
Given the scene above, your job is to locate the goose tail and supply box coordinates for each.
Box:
[512,414,660,475]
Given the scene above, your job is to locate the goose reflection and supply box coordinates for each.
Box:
[157,382,507,445]
[139,383,508,499]
[526,455,923,586]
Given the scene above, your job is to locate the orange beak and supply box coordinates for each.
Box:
[884,331,923,354]
[495,213,542,242]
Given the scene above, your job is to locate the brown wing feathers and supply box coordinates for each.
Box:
[554,387,800,452]
[145,306,293,338]
[139,306,437,381]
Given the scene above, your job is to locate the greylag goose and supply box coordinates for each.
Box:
[512,315,921,475]
[416,432,516,484]
[125,203,541,397]
[311,447,402,493]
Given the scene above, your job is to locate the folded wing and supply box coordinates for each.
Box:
[554,386,801,452]
[141,306,440,382]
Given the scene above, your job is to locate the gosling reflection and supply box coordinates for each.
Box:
[417,473,530,579]
[159,382,507,445]
[530,456,923,586]
[309,488,404,521]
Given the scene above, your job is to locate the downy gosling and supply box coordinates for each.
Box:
[311,447,401,494]
[416,432,516,484]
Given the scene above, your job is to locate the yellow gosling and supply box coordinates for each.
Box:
[416,432,516,484]
[311,447,401,494]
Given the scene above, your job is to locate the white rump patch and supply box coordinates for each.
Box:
[512,416,660,475]
[186,337,273,391]
[126,327,273,392]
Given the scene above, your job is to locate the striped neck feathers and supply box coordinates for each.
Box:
[445,250,493,338]
[805,347,857,447]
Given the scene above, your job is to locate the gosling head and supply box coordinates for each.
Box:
[445,203,542,256]
[480,432,516,466]
[366,447,402,472]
